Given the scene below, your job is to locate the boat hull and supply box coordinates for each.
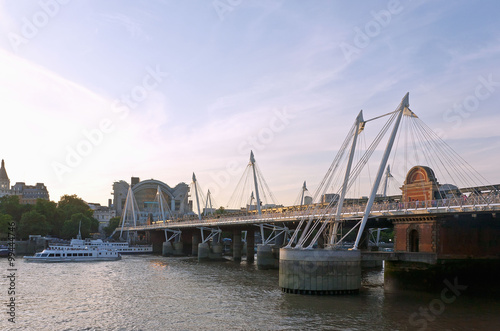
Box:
[116,248,153,255]
[23,255,121,263]
[50,240,153,255]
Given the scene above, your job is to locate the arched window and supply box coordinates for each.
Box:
[409,229,419,252]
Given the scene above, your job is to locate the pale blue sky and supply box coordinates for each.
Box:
[0,0,499,207]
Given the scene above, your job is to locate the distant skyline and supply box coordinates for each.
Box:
[1,0,499,207]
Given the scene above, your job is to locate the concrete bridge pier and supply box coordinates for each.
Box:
[233,229,242,262]
[173,241,184,256]
[270,231,286,263]
[192,233,200,256]
[198,242,210,261]
[211,232,223,260]
[246,230,255,263]
[256,230,284,269]
[257,244,277,269]
[149,230,165,254]
[211,241,223,259]
[162,241,174,256]
[279,248,361,295]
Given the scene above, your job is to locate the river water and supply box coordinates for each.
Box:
[2,255,499,330]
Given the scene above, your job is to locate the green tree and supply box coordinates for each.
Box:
[0,214,13,239]
[103,216,121,237]
[35,199,62,237]
[215,206,225,215]
[35,199,57,220]
[57,194,93,220]
[379,229,394,243]
[0,195,32,222]
[17,211,51,239]
[61,213,99,239]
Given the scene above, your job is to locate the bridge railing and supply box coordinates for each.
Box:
[121,192,500,230]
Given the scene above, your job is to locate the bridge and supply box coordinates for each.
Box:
[115,93,500,295]
[121,192,500,230]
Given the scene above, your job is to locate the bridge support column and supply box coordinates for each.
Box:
[149,231,165,254]
[246,230,255,263]
[162,241,174,256]
[279,248,361,295]
[192,233,200,256]
[257,244,278,269]
[173,241,184,256]
[198,242,210,261]
[233,229,242,262]
[211,241,223,260]
[271,231,286,262]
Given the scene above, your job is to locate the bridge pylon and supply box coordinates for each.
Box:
[280,93,410,295]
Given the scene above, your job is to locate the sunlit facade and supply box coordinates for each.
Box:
[0,159,50,203]
[112,177,190,220]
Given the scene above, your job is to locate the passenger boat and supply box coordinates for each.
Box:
[50,238,153,254]
[23,246,121,263]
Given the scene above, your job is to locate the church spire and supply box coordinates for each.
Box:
[0,159,8,180]
[0,159,10,190]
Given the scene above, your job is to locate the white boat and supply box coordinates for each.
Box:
[50,238,153,254]
[24,246,121,263]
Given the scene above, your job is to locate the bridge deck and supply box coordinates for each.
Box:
[121,200,500,232]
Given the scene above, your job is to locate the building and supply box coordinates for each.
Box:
[11,182,50,204]
[112,177,191,220]
[0,159,10,197]
[400,165,440,203]
[321,193,339,204]
[0,159,50,203]
[88,201,116,234]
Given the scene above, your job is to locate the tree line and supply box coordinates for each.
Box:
[0,194,109,240]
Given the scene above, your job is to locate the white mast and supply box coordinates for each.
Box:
[250,151,262,216]
[192,173,202,221]
[204,190,213,216]
[382,165,393,198]
[300,181,307,206]
[156,185,166,221]
[120,186,138,240]
[250,151,265,242]
[353,93,408,250]
[329,110,364,246]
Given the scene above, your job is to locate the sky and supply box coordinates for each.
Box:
[0,0,499,208]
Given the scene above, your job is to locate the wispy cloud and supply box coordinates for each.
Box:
[98,12,144,38]
[0,1,499,206]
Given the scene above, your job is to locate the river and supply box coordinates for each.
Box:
[2,255,499,330]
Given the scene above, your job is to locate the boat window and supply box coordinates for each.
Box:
[41,253,48,257]
[55,254,60,257]
[78,253,83,256]
[35,254,41,257]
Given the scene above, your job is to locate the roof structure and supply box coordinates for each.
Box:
[0,159,9,181]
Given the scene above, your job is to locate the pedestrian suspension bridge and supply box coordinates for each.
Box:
[116,93,500,295]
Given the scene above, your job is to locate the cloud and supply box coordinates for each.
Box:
[98,12,144,38]
[0,1,499,208]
